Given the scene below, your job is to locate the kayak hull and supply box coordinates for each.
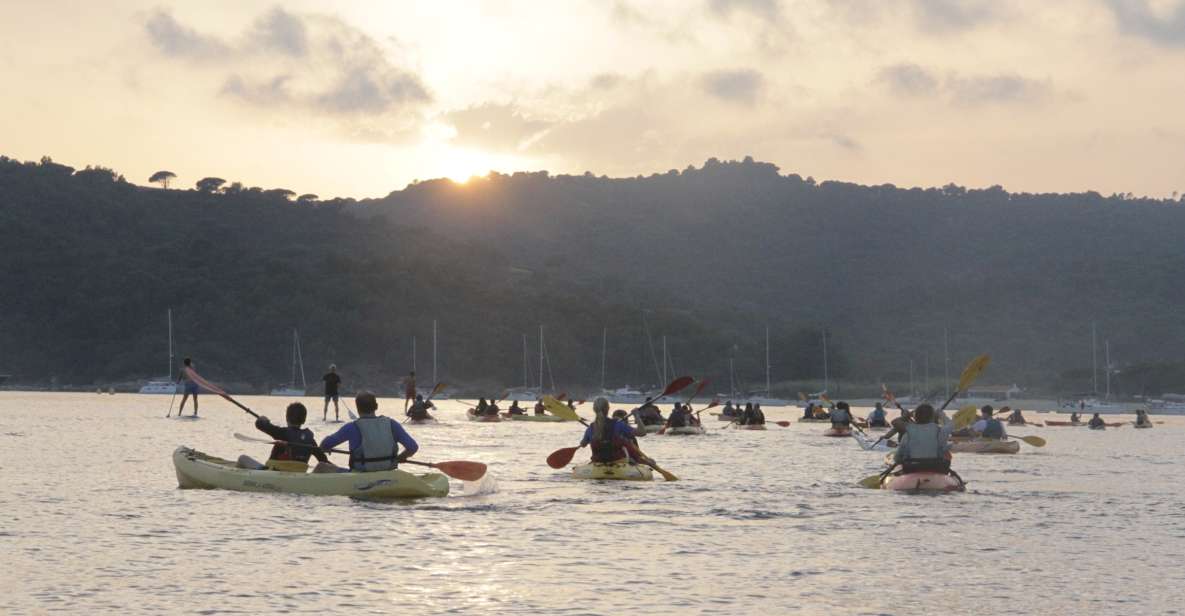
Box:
[572,462,653,481]
[466,411,503,422]
[823,427,852,437]
[172,447,449,499]
[1134,422,1153,429]
[663,425,706,435]
[407,417,437,425]
[738,424,768,430]
[881,472,964,493]
[505,413,568,422]
[797,417,831,423]
[949,439,1020,454]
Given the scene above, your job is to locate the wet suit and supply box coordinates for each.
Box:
[254,417,328,464]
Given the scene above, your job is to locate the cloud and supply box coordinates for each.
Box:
[250,7,309,56]
[707,0,781,21]
[441,103,551,151]
[876,63,939,96]
[145,9,229,58]
[315,67,430,114]
[909,0,1006,33]
[1106,0,1185,46]
[220,73,291,105]
[700,69,764,105]
[876,63,1050,105]
[589,73,624,90]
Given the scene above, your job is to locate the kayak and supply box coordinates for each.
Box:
[172,447,449,499]
[866,423,891,431]
[1134,422,1153,429]
[949,439,1019,454]
[823,426,851,437]
[738,424,768,430]
[407,416,437,425]
[505,413,569,422]
[572,461,653,481]
[636,423,666,434]
[715,414,739,422]
[797,417,831,423]
[1090,424,1106,430]
[1047,420,1122,427]
[881,472,964,493]
[664,425,706,435]
[467,410,503,422]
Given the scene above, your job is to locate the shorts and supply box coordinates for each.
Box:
[184,381,199,395]
[324,393,339,401]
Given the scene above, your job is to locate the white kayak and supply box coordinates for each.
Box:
[172,447,449,499]
[663,425,706,435]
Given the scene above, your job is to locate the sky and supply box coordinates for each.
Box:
[2,0,1184,198]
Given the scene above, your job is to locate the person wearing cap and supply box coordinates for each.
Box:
[868,402,889,427]
[319,391,419,472]
[406,394,436,421]
[238,402,329,471]
[580,398,649,465]
[322,364,342,421]
[971,405,1007,439]
[889,404,955,475]
[830,401,853,429]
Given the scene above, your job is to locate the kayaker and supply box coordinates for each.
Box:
[484,398,502,417]
[580,398,649,465]
[802,402,815,419]
[534,399,546,415]
[322,364,341,421]
[476,398,489,416]
[830,401,853,429]
[637,402,665,426]
[176,357,199,417]
[751,403,766,425]
[567,399,576,411]
[507,400,526,415]
[971,405,1007,439]
[320,391,418,472]
[613,409,644,454]
[721,401,736,417]
[868,403,889,427]
[406,394,435,421]
[1088,413,1105,429]
[898,406,911,421]
[889,404,954,474]
[666,404,691,428]
[1005,406,1027,425]
[239,402,329,470]
[1135,409,1151,427]
[1070,411,1081,423]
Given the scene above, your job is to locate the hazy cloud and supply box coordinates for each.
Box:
[590,73,624,90]
[221,73,291,105]
[251,7,308,56]
[611,1,652,26]
[947,74,1050,104]
[876,63,939,96]
[707,0,781,21]
[1106,0,1185,45]
[442,103,551,150]
[700,69,764,105]
[909,0,1005,32]
[145,9,229,58]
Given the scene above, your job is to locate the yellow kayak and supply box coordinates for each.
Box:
[949,439,1020,454]
[172,447,449,499]
[572,461,654,481]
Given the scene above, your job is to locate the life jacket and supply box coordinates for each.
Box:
[408,402,430,419]
[831,408,851,425]
[898,423,945,463]
[352,416,398,472]
[270,426,316,462]
[981,418,1005,439]
[668,409,688,427]
[589,420,625,463]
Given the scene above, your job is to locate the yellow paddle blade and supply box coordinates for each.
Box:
[543,396,581,421]
[1018,435,1046,447]
[952,405,978,430]
[650,464,679,481]
[858,474,883,489]
[956,354,991,392]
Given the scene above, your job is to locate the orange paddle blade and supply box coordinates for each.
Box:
[661,376,695,398]
[774,421,790,427]
[546,446,580,469]
[431,460,487,481]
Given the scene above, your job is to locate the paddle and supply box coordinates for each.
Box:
[232,432,487,481]
[937,354,991,413]
[404,382,447,424]
[183,367,259,418]
[164,384,179,418]
[1010,434,1047,447]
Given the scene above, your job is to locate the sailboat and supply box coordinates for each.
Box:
[597,327,648,404]
[139,309,181,394]
[748,327,789,406]
[506,329,543,401]
[270,329,308,396]
[430,319,449,399]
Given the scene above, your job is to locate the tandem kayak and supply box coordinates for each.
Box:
[504,413,569,422]
[467,410,503,422]
[572,461,653,481]
[823,426,851,437]
[949,439,1019,454]
[663,425,706,435]
[881,472,965,493]
[172,447,449,499]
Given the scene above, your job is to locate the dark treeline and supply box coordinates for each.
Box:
[0,155,834,394]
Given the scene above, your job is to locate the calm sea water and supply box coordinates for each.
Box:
[2,392,1182,615]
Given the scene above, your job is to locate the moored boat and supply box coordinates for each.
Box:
[572,461,653,481]
[172,447,448,498]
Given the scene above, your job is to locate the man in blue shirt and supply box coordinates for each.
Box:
[320,391,418,472]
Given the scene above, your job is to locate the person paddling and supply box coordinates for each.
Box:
[406,394,435,421]
[580,398,650,466]
[507,400,526,415]
[403,371,417,411]
[1070,411,1081,423]
[972,405,1007,440]
[176,357,199,417]
[750,403,766,425]
[868,403,889,427]
[889,404,955,476]
[319,391,418,471]
[1004,406,1027,425]
[484,398,501,417]
[1088,413,1105,429]
[322,364,341,421]
[802,402,815,419]
[1135,409,1151,427]
[830,401,853,430]
[721,401,736,418]
[534,399,546,416]
[238,402,329,471]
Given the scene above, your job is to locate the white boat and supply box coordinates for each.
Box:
[602,386,648,404]
[270,329,308,396]
[139,308,181,394]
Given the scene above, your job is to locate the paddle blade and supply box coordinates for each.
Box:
[556,392,567,401]
[185,367,226,396]
[952,405,978,430]
[432,460,487,481]
[774,420,790,427]
[430,382,447,397]
[651,464,678,481]
[1019,435,1047,447]
[660,376,695,398]
[858,474,883,489]
[956,354,991,391]
[543,396,581,421]
[546,446,580,469]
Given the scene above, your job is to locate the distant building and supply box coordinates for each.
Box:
[963,384,1022,400]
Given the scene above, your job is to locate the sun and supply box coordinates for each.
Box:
[440,148,496,184]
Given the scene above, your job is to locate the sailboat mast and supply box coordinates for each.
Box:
[522,333,528,389]
[1104,339,1111,399]
[600,327,607,391]
[296,330,307,389]
[539,325,544,392]
[1092,321,1098,395]
[909,359,915,397]
[943,327,950,400]
[662,336,668,386]
[412,336,417,373]
[822,330,829,392]
[167,308,174,380]
[290,329,297,388]
[729,357,735,400]
[765,326,771,395]
[432,320,438,386]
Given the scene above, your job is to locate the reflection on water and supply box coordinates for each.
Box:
[1,392,1183,615]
